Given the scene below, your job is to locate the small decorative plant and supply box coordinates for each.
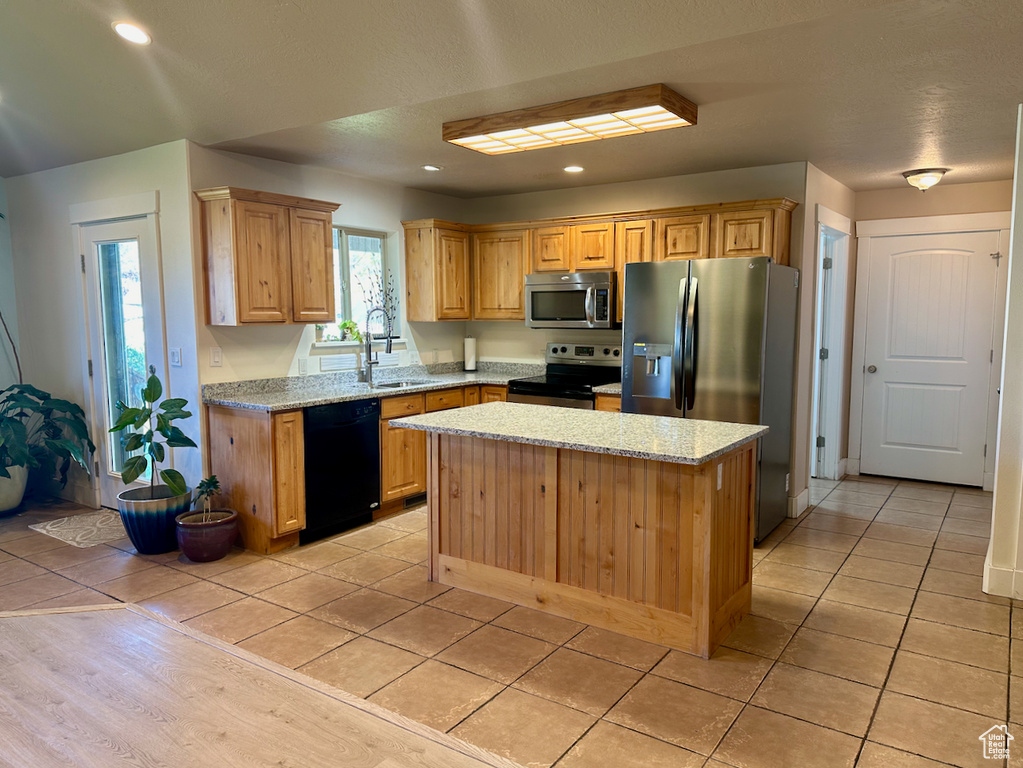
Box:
[109,368,196,498]
[193,475,221,523]
[0,383,95,485]
[339,320,363,342]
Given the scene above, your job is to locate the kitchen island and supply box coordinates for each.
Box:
[395,402,766,658]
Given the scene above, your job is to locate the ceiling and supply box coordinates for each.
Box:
[1,0,1021,197]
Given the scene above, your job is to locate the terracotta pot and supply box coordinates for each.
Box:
[0,465,29,516]
[175,509,239,562]
[117,485,192,555]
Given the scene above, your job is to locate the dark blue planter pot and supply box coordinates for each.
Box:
[117,485,192,555]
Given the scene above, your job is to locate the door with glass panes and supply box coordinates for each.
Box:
[79,217,168,508]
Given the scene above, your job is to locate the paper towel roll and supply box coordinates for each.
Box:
[464,336,477,371]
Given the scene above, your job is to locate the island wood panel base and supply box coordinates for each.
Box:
[426,433,756,658]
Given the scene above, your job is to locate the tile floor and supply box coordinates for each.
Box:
[0,477,1011,768]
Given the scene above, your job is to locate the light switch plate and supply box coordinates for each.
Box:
[209,347,222,367]
[168,347,182,367]
[298,357,308,375]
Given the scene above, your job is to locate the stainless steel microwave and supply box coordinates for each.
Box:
[524,271,616,330]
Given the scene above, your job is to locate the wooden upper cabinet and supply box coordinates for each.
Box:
[196,187,340,326]
[472,230,528,320]
[571,222,615,270]
[289,208,335,324]
[404,221,471,321]
[614,220,654,323]
[235,201,292,323]
[532,226,570,272]
[655,214,711,262]
[712,210,774,260]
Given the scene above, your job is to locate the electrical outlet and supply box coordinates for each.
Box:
[785,473,790,492]
[298,357,308,375]
[168,348,182,367]
[209,347,222,367]
[431,349,439,364]
[717,463,723,490]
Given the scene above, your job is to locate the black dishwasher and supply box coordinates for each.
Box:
[302,399,381,544]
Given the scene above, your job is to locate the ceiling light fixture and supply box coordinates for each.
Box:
[564,166,584,173]
[113,22,152,45]
[422,165,442,172]
[443,84,697,156]
[902,168,948,192]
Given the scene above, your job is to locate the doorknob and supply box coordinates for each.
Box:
[867,365,877,373]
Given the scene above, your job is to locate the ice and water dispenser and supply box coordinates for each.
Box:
[629,342,673,401]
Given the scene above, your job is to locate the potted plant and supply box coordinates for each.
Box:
[175,475,238,562]
[0,384,96,514]
[339,320,363,342]
[109,369,197,554]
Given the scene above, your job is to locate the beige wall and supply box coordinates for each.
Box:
[986,106,1023,598]
[796,165,856,508]
[5,141,202,493]
[0,178,17,388]
[855,180,1013,221]
[186,144,470,383]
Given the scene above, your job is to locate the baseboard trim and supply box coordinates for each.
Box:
[836,458,848,480]
[983,560,1015,599]
[983,472,995,492]
[846,459,860,476]
[788,488,809,518]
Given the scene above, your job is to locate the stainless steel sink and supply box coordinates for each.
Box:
[372,380,431,389]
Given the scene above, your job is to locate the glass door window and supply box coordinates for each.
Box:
[96,239,148,476]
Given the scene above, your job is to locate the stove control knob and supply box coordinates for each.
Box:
[603,348,611,355]
[560,346,567,353]
[612,349,621,357]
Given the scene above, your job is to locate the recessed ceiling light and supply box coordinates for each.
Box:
[564,166,585,173]
[422,165,442,172]
[113,22,152,45]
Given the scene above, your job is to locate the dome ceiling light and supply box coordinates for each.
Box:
[903,168,949,192]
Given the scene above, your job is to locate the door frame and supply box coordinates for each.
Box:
[848,211,1011,489]
[71,191,170,508]
[810,204,852,481]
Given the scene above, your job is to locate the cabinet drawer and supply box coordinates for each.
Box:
[426,388,465,412]
[594,394,622,412]
[381,394,425,419]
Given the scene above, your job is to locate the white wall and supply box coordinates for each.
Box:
[0,178,17,389]
[186,144,471,383]
[5,141,202,498]
[986,105,1023,598]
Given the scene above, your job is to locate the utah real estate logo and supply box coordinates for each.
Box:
[979,725,1013,760]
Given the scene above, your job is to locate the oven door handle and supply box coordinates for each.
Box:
[584,286,596,327]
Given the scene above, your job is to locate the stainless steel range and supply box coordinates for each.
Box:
[507,342,622,409]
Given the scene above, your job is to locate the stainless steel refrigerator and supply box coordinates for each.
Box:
[622,257,798,542]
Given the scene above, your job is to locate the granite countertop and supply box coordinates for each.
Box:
[202,363,543,412]
[593,382,622,395]
[394,401,766,465]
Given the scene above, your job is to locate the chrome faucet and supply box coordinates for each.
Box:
[361,306,393,387]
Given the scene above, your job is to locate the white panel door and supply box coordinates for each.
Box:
[860,231,1000,485]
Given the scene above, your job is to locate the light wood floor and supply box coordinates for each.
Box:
[0,604,522,768]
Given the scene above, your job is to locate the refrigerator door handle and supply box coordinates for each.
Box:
[671,278,687,411]
[584,286,596,327]
[683,277,698,411]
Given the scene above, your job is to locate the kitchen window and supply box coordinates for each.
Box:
[320,227,394,340]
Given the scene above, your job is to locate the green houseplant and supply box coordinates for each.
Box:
[0,384,96,514]
[174,475,239,562]
[109,369,197,554]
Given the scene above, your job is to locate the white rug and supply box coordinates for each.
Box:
[29,510,126,548]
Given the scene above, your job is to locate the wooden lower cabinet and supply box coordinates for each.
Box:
[480,385,508,403]
[380,418,427,503]
[594,394,622,412]
[463,386,480,405]
[206,405,306,554]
